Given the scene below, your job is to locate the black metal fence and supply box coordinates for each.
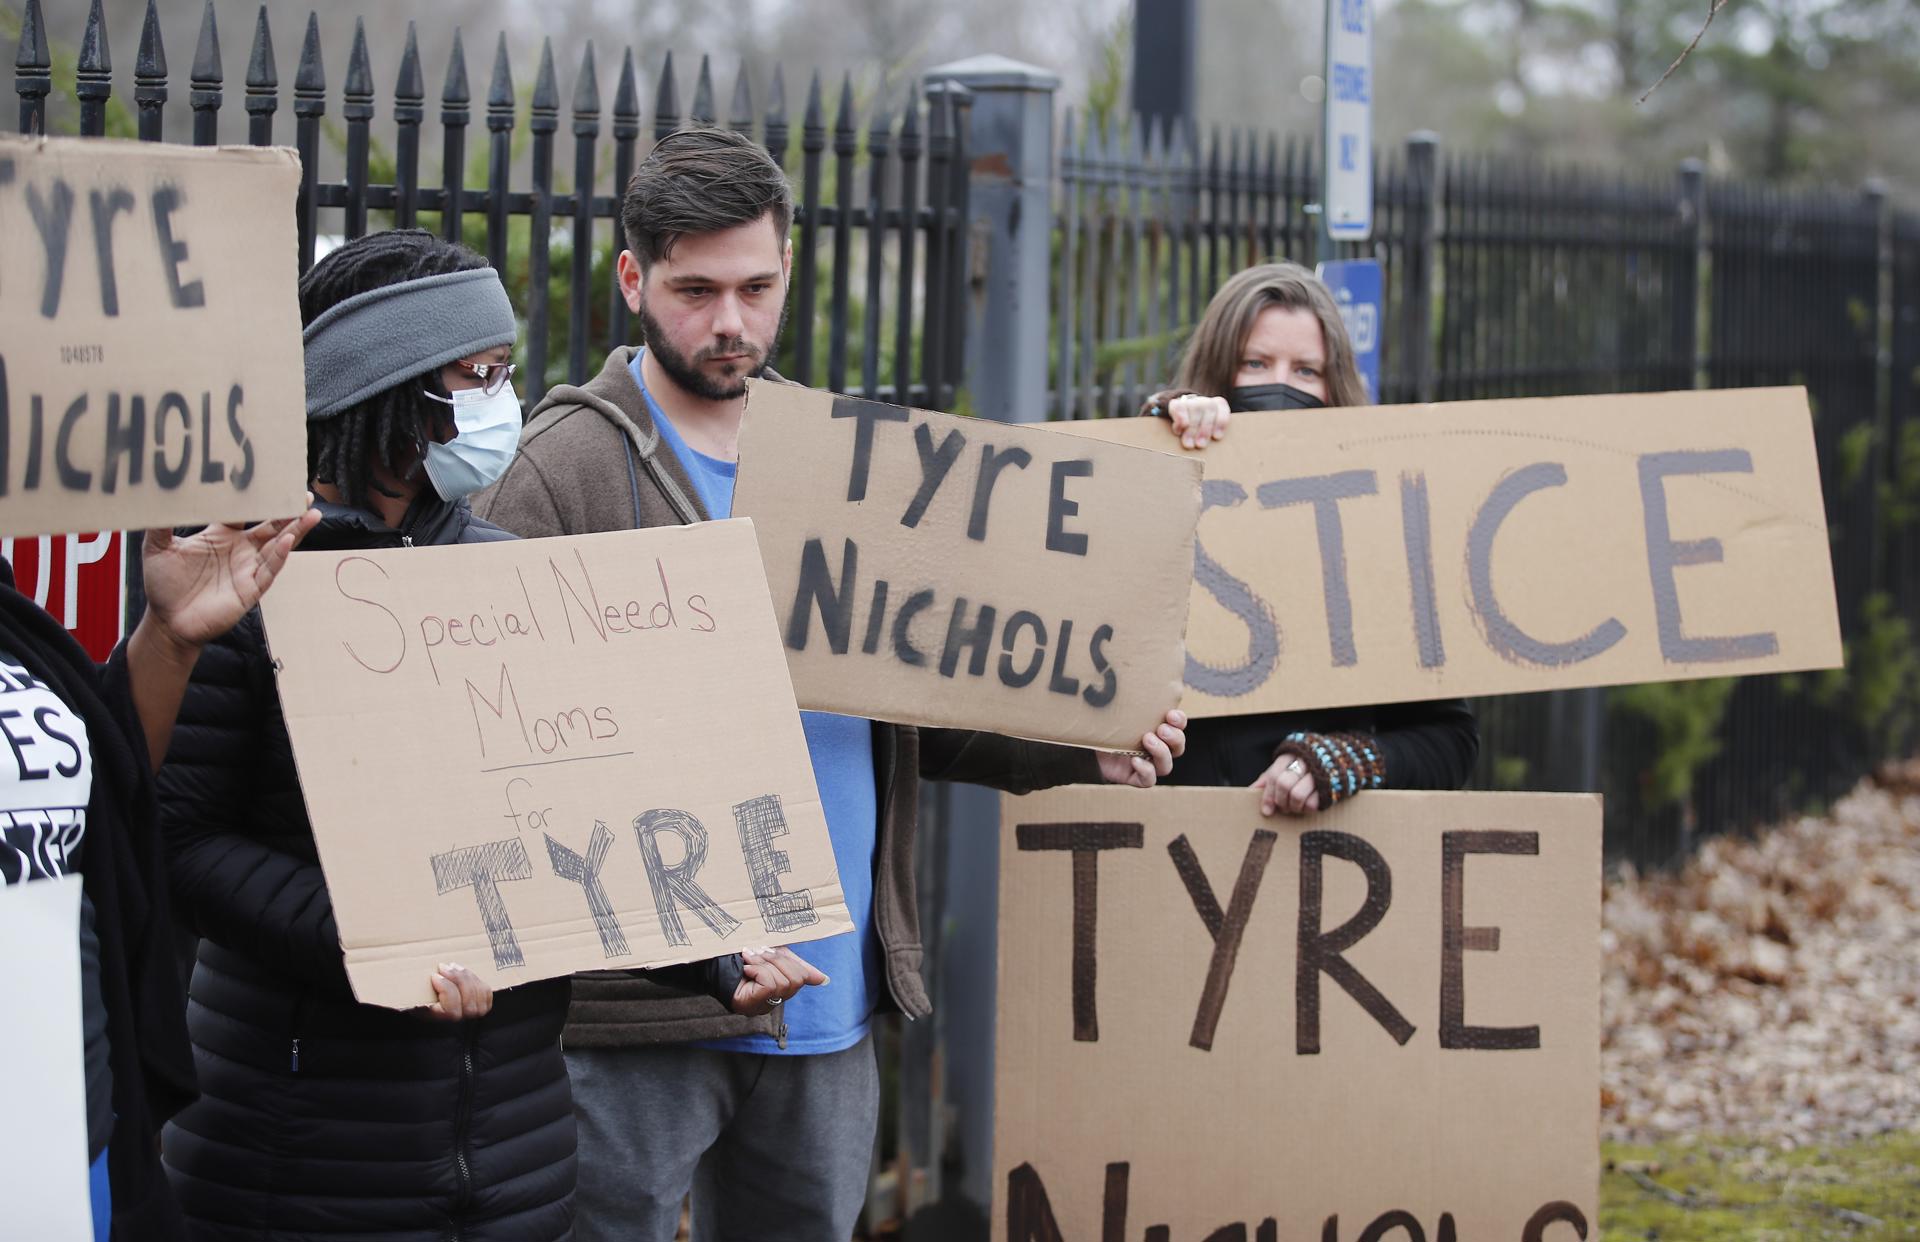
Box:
[1053,104,1920,864]
[10,0,974,416]
[17,5,1920,871]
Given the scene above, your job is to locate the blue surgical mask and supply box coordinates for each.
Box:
[421,384,522,501]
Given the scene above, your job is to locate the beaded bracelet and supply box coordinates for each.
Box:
[1274,731,1385,806]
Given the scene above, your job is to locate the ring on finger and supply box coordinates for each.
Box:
[769,996,784,1006]
[1287,759,1306,775]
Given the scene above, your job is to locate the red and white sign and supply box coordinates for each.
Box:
[1,533,128,661]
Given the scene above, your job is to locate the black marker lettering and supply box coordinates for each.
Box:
[903,423,966,528]
[545,820,629,958]
[197,392,226,484]
[786,537,857,654]
[55,394,92,491]
[1257,469,1378,667]
[862,579,889,653]
[1468,462,1626,667]
[26,179,74,318]
[1357,1211,1425,1242]
[25,395,43,490]
[633,808,743,946]
[0,356,9,497]
[226,384,253,487]
[150,184,206,308]
[1169,829,1278,1051]
[100,393,144,493]
[939,596,997,678]
[1441,831,1542,1050]
[430,838,533,969]
[1046,459,1094,555]
[734,794,818,934]
[87,187,134,316]
[1400,471,1445,668]
[892,588,933,667]
[999,610,1047,688]
[1082,624,1117,708]
[152,392,191,489]
[1015,821,1144,1041]
[1048,619,1080,696]
[1297,830,1416,1054]
[1639,450,1779,663]
[1188,480,1280,697]
[831,395,908,502]
[1522,1202,1589,1241]
[968,443,1032,540]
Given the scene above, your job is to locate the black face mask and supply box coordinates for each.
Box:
[1227,382,1326,412]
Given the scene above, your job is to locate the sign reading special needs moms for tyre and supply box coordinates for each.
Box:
[731,380,1202,752]
[0,136,309,537]
[1057,387,1843,718]
[994,786,1602,1241]
[258,522,851,1009]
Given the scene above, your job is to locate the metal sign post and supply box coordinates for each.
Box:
[1321,0,1373,252]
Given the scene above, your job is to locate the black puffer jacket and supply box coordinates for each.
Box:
[157,496,572,1242]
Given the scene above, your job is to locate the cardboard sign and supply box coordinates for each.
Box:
[258,521,851,1009]
[0,135,308,537]
[0,875,93,1241]
[732,380,1202,750]
[995,786,1601,1240]
[1058,388,1842,717]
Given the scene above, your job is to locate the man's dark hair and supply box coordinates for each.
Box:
[298,229,490,510]
[621,128,794,269]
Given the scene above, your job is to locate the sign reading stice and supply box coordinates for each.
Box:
[1058,388,1842,717]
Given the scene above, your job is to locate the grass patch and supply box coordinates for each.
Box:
[1602,1134,1920,1239]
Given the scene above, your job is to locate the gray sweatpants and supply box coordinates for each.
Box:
[567,1035,880,1242]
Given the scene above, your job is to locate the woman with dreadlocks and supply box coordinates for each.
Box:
[154,230,814,1241]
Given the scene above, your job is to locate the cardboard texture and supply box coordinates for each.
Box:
[258,521,851,1009]
[1058,388,1842,717]
[732,380,1202,750]
[0,135,309,537]
[0,874,93,1240]
[994,786,1602,1240]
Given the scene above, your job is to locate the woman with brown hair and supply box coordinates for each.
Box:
[1141,261,1479,813]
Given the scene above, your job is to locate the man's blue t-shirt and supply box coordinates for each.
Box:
[629,351,881,1055]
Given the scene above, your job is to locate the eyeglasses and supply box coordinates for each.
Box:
[451,358,517,397]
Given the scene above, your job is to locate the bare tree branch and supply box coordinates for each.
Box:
[1639,0,1732,103]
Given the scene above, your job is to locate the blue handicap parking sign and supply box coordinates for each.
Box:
[1316,259,1382,403]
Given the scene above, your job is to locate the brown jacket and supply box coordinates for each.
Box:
[474,347,1101,1045]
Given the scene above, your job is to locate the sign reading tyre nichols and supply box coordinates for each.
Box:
[994,786,1602,1241]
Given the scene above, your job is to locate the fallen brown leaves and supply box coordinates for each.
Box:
[1603,758,1920,1145]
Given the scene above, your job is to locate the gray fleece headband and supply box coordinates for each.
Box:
[302,268,518,421]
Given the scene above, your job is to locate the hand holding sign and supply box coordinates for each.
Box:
[1094,707,1189,787]
[732,946,830,1016]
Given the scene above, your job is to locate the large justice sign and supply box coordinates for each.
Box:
[733,380,1201,751]
[260,522,850,1008]
[0,135,309,537]
[995,786,1601,1240]
[1059,388,1842,717]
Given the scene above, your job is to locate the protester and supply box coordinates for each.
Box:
[1141,261,1478,810]
[154,229,816,1242]
[475,129,1187,1242]
[2,507,318,1242]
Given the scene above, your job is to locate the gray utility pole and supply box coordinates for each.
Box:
[1131,0,1196,131]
